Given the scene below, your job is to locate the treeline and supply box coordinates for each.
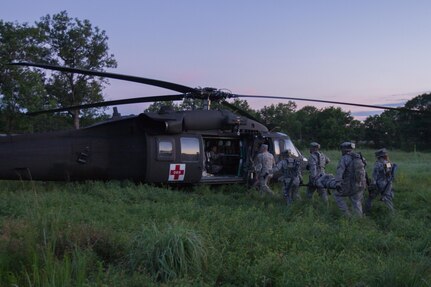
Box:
[263,95,430,150]
[145,96,430,151]
[1,12,430,150]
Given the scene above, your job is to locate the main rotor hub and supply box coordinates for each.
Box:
[186,87,235,101]
[182,87,235,110]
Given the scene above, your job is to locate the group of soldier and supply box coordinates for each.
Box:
[254,142,396,217]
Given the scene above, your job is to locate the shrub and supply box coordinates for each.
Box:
[129,222,208,282]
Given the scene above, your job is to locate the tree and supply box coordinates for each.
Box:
[397,93,431,150]
[363,110,399,149]
[289,106,319,147]
[314,107,355,148]
[290,106,357,149]
[347,119,365,146]
[144,100,181,113]
[36,11,117,129]
[227,98,257,115]
[0,20,49,133]
[362,93,430,150]
[258,102,297,134]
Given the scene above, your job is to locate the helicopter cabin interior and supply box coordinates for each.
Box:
[202,137,243,180]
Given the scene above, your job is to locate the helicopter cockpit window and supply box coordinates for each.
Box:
[273,139,281,155]
[284,139,299,157]
[180,137,200,162]
[158,139,174,160]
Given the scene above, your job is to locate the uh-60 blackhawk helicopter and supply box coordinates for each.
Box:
[0,62,419,185]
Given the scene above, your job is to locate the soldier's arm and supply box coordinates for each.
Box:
[269,155,276,174]
[253,155,262,173]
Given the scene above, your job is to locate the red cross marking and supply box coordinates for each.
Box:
[170,164,185,180]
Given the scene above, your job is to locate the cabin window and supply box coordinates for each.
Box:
[157,139,174,160]
[284,139,299,157]
[180,137,200,162]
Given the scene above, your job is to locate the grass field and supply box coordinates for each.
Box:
[0,150,430,286]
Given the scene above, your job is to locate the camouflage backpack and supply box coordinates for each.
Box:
[349,152,366,191]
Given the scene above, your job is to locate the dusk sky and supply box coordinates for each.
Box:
[2,0,431,118]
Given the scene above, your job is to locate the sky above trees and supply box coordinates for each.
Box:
[1,0,431,118]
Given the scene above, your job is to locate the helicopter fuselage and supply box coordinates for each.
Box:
[0,109,303,185]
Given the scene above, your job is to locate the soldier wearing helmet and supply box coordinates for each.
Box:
[273,149,302,205]
[365,148,395,213]
[306,142,330,204]
[333,142,366,217]
[254,144,275,196]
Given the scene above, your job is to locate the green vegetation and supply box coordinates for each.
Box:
[0,150,430,286]
[0,10,116,131]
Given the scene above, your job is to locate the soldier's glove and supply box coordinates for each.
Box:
[335,183,342,192]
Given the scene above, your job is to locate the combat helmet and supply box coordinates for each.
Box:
[309,142,321,149]
[340,142,355,151]
[375,148,388,158]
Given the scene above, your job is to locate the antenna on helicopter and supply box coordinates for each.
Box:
[112,107,121,119]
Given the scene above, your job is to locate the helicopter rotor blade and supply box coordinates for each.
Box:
[235,94,423,113]
[10,62,425,115]
[9,62,197,94]
[27,94,185,116]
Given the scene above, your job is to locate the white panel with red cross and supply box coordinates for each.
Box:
[168,164,186,181]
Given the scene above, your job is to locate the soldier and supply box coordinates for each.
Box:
[206,145,223,174]
[273,149,302,205]
[306,142,330,204]
[254,144,275,196]
[365,148,396,212]
[333,142,366,217]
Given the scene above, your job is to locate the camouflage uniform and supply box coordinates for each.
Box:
[333,142,366,217]
[307,142,330,203]
[273,151,302,204]
[365,148,395,212]
[207,147,223,174]
[255,144,275,195]
[316,174,337,192]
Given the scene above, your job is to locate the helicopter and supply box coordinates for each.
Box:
[0,62,421,185]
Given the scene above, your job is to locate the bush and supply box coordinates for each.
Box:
[129,222,208,282]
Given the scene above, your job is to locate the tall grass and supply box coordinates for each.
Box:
[129,222,208,282]
[0,150,430,286]
[24,246,94,287]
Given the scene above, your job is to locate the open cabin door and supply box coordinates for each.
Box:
[200,137,246,184]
